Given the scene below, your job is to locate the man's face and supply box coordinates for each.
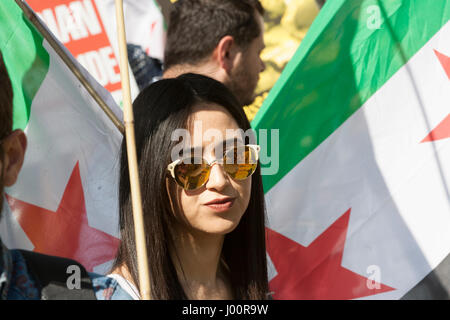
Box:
[227,14,266,106]
[0,131,27,221]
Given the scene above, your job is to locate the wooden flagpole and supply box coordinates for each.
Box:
[114,0,151,300]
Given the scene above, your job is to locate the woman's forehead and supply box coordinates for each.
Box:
[188,103,241,146]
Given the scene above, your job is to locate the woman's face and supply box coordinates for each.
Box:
[170,103,252,235]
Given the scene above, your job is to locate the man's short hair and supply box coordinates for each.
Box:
[164,0,264,70]
[0,51,13,140]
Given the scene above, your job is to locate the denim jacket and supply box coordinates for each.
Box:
[0,241,132,300]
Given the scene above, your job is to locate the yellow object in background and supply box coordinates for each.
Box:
[244,0,320,121]
[282,0,319,31]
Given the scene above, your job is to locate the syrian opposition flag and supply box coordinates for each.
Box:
[0,0,121,274]
[253,0,450,299]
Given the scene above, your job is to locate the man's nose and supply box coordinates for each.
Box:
[260,59,266,73]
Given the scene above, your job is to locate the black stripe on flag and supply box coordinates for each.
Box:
[401,252,450,299]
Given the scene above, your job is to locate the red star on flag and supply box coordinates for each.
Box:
[420,50,450,143]
[6,163,120,272]
[434,49,450,80]
[266,209,395,299]
[421,114,450,143]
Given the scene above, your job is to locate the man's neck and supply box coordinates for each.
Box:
[163,63,224,83]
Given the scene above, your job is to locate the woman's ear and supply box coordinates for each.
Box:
[2,129,27,187]
[215,35,239,74]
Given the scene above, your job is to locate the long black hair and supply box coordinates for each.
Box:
[112,73,268,299]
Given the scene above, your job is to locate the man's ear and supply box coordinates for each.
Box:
[214,35,238,74]
[2,129,27,187]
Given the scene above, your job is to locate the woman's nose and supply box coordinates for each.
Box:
[205,162,228,191]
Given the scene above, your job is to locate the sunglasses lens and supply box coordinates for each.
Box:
[171,145,259,190]
[223,145,258,180]
[174,157,210,190]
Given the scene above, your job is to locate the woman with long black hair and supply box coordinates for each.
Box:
[109,73,269,300]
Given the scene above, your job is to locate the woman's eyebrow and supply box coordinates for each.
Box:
[221,137,244,148]
[207,138,245,154]
[183,146,203,156]
[182,138,245,156]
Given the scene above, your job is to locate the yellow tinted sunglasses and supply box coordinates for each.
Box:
[167,144,260,191]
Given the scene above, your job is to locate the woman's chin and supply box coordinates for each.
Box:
[197,217,241,235]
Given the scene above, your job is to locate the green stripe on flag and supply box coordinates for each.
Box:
[252,0,450,193]
[0,0,50,130]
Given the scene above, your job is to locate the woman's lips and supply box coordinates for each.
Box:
[204,198,236,212]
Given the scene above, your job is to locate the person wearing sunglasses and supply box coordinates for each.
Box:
[109,73,269,300]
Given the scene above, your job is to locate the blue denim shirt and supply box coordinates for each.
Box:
[0,242,132,300]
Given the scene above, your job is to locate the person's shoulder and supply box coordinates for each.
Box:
[89,272,134,300]
[8,249,40,300]
[10,249,132,300]
[11,249,100,300]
